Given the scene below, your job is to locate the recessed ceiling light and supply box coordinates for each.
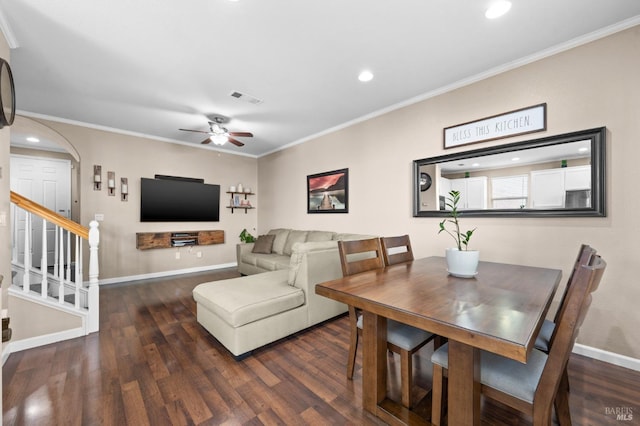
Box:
[26,136,40,143]
[511,157,520,161]
[472,163,480,167]
[578,147,589,153]
[485,1,512,19]
[358,70,374,82]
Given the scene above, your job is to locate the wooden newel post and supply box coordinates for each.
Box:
[88,220,100,333]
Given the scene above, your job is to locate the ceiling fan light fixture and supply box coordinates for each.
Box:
[211,134,228,145]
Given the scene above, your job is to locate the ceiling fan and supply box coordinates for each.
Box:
[179,117,253,147]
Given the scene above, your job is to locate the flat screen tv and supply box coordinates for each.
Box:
[140,177,220,222]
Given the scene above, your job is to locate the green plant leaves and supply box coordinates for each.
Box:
[438,190,475,251]
[239,228,256,243]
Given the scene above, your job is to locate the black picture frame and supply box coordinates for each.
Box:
[307,168,349,214]
[414,127,606,218]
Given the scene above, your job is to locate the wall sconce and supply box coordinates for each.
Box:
[121,177,128,201]
[107,171,116,196]
[93,165,102,191]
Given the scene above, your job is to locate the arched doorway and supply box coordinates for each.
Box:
[9,115,80,222]
[9,115,81,267]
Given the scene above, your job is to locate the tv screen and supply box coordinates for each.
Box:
[140,177,220,222]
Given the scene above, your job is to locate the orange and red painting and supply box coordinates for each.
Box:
[307,168,348,213]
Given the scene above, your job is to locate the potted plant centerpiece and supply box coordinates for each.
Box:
[438,190,479,278]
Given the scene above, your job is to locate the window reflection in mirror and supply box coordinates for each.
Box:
[413,127,605,217]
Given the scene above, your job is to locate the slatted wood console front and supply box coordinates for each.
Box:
[136,230,224,250]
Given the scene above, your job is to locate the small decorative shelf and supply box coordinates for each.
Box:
[227,191,255,214]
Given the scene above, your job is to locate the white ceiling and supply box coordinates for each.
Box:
[2,1,640,157]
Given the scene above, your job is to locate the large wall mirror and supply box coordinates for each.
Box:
[413,127,606,217]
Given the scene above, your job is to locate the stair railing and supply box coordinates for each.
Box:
[10,191,100,333]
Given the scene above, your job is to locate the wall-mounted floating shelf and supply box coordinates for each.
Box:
[136,230,225,250]
[227,191,255,214]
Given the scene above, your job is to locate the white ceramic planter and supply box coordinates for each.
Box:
[445,248,480,278]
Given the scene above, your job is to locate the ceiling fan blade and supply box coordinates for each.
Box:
[227,137,245,147]
[179,128,211,135]
[200,137,212,144]
[228,132,253,137]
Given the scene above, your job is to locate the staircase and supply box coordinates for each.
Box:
[9,191,100,335]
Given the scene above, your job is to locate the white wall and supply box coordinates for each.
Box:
[257,26,640,359]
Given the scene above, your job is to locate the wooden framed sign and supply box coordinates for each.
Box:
[444,103,547,149]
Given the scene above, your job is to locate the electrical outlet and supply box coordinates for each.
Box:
[197,251,202,258]
[175,251,180,260]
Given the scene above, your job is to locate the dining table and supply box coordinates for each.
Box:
[315,256,562,425]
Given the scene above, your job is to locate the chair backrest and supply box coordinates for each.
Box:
[552,244,594,324]
[380,235,414,266]
[338,238,385,276]
[535,253,606,414]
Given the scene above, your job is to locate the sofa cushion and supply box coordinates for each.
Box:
[193,270,304,328]
[256,254,291,271]
[252,234,275,254]
[268,229,291,255]
[333,233,376,241]
[240,252,290,269]
[287,240,339,285]
[306,230,335,242]
[283,230,308,256]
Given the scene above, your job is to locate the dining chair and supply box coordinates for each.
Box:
[380,234,414,266]
[430,248,606,426]
[532,244,595,398]
[338,238,436,408]
[534,244,593,353]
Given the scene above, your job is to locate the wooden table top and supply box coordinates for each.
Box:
[316,256,562,362]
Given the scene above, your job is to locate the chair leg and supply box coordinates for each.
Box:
[347,329,359,379]
[554,368,572,426]
[400,350,413,408]
[431,364,446,426]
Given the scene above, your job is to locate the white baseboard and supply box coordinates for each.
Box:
[97,262,238,286]
[4,327,86,356]
[573,343,640,372]
[2,343,11,365]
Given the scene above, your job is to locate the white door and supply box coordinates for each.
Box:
[564,165,591,191]
[530,169,565,208]
[450,177,488,210]
[10,155,72,268]
[465,177,488,209]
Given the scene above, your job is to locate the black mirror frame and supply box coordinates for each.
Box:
[413,127,606,218]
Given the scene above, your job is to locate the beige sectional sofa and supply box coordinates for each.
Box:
[193,228,372,358]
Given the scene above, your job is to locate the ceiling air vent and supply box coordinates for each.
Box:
[229,91,263,105]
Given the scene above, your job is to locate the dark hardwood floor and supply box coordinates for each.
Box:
[3,269,639,425]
